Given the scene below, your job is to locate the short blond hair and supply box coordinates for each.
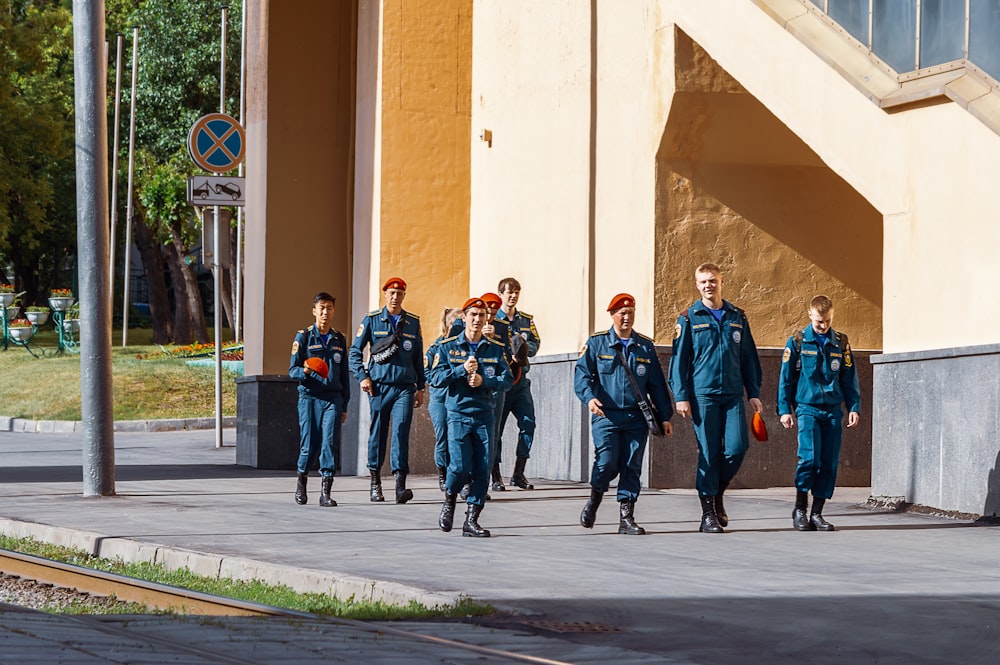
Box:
[695,262,721,276]
[809,295,834,315]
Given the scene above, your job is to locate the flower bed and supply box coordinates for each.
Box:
[137,342,244,361]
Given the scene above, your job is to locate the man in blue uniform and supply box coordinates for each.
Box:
[349,277,425,504]
[574,293,673,535]
[669,263,762,534]
[428,297,513,537]
[777,294,861,531]
[289,292,351,507]
[494,277,541,490]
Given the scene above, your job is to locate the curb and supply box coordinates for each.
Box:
[0,416,236,434]
[0,517,463,610]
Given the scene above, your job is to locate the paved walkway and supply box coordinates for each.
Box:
[1,429,998,664]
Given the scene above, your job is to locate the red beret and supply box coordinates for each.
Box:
[607,293,636,312]
[480,292,502,308]
[462,297,486,311]
[382,277,406,291]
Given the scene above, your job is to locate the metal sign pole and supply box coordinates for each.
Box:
[109,33,123,307]
[122,25,139,347]
[213,5,229,449]
[235,1,246,344]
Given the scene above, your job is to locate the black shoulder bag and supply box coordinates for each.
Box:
[370,314,406,364]
[616,349,664,436]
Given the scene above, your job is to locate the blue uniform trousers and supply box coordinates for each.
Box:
[489,388,508,468]
[365,384,414,473]
[590,411,648,503]
[296,395,342,477]
[499,378,536,460]
[691,394,749,496]
[794,404,843,499]
[445,414,492,506]
[429,392,449,469]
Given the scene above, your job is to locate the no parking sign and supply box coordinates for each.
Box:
[187,113,245,173]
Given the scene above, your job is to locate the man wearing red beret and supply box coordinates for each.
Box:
[428,298,513,537]
[574,293,674,535]
[349,277,425,504]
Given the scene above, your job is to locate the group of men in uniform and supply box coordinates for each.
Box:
[289,262,861,537]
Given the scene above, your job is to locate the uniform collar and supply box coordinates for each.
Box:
[803,325,836,345]
[496,309,514,321]
[380,306,405,321]
[690,299,735,315]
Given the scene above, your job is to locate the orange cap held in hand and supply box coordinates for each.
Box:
[751,411,768,442]
[304,357,329,379]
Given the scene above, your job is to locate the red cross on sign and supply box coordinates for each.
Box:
[187,113,246,173]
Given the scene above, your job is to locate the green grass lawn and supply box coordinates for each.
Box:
[0,327,237,420]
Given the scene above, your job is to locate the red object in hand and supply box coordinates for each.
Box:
[304,357,329,379]
[751,411,768,442]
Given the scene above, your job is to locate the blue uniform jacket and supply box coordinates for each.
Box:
[776,326,861,415]
[448,316,511,355]
[349,307,425,390]
[575,329,674,420]
[289,324,351,406]
[495,308,540,374]
[427,333,513,418]
[424,336,447,400]
[669,300,762,402]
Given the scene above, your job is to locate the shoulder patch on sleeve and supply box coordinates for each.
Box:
[355,324,364,337]
[579,343,588,357]
[673,323,681,339]
[782,347,791,363]
[291,340,300,355]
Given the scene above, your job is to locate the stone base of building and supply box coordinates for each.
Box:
[871,344,1000,517]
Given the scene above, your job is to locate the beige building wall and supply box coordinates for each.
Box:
[244,1,357,375]
[361,0,472,331]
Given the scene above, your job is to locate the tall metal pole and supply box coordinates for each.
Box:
[235,1,246,344]
[109,33,124,309]
[122,26,139,347]
[213,5,228,448]
[72,0,115,496]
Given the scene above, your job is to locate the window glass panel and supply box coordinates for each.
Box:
[873,0,917,72]
[829,0,869,45]
[970,0,1000,82]
[919,0,965,68]
[809,0,825,9]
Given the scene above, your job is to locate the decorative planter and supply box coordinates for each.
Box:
[25,311,49,326]
[62,318,80,333]
[8,326,32,342]
[49,296,74,312]
[0,292,14,307]
[4,306,18,321]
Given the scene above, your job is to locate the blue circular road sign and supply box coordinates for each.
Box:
[187,113,246,173]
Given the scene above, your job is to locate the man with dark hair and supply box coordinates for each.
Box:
[349,277,425,504]
[429,297,513,537]
[494,277,541,490]
[289,292,350,507]
[669,263,762,534]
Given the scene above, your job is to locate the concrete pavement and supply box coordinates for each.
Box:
[1,428,998,664]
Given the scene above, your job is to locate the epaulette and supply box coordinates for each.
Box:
[297,328,306,334]
[836,331,849,346]
[440,334,460,344]
[519,311,533,319]
[634,331,654,343]
[367,309,381,317]
[305,324,315,332]
[589,330,607,338]
[486,336,505,347]
[406,311,420,320]
[493,317,509,327]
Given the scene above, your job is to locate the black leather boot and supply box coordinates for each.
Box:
[394,471,413,504]
[510,457,534,490]
[580,488,603,528]
[810,497,836,531]
[369,469,385,502]
[715,480,730,527]
[319,476,337,507]
[459,482,471,500]
[294,472,308,505]
[437,466,447,492]
[462,504,491,537]
[793,490,814,531]
[699,495,724,533]
[438,493,457,532]
[491,462,506,492]
[618,500,646,535]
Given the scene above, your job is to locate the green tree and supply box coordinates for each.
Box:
[0,0,77,305]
